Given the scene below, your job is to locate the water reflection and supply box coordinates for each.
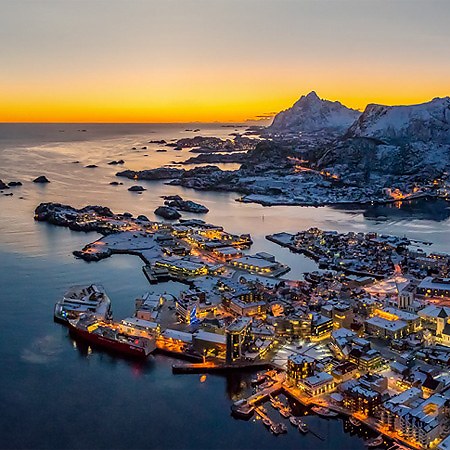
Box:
[334,198,450,222]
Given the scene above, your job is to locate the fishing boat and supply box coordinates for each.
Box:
[366,435,384,447]
[270,396,283,410]
[280,407,291,418]
[289,416,299,426]
[270,424,281,435]
[263,418,271,428]
[298,420,308,434]
[279,423,288,434]
[251,373,267,386]
[349,416,362,427]
[311,406,339,418]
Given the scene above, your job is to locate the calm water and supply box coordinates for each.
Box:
[1,123,450,449]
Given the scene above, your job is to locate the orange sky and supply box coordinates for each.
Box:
[1,0,449,122]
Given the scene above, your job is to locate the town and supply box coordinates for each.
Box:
[36,202,450,450]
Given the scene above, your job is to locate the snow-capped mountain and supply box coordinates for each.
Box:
[268,91,361,134]
[346,97,450,144]
[318,97,450,180]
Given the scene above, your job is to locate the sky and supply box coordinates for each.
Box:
[0,0,449,122]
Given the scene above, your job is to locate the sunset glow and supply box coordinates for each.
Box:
[1,0,449,122]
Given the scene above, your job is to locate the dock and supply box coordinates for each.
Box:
[172,361,270,374]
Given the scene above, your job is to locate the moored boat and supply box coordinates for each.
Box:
[68,315,155,358]
[263,418,271,428]
[366,435,384,447]
[349,416,362,427]
[311,406,339,418]
[289,416,299,426]
[298,420,308,434]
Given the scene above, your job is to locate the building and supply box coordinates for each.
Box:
[311,314,333,340]
[228,297,267,316]
[135,292,165,322]
[192,330,226,358]
[331,361,359,383]
[155,258,208,277]
[418,306,450,332]
[366,307,421,339]
[366,316,407,339]
[229,254,281,274]
[343,383,382,416]
[297,372,335,397]
[417,277,450,299]
[399,394,448,449]
[398,282,416,309]
[225,317,251,363]
[380,387,422,432]
[287,354,316,383]
[272,314,312,339]
[176,289,216,324]
[348,348,383,372]
[332,303,354,329]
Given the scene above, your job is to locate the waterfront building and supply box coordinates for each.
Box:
[398,394,448,449]
[135,292,165,322]
[175,289,216,324]
[119,317,159,338]
[287,354,316,383]
[155,258,208,277]
[229,254,282,274]
[380,387,423,432]
[157,329,193,354]
[192,330,226,358]
[297,371,335,397]
[225,317,251,363]
[342,383,382,416]
[212,246,243,261]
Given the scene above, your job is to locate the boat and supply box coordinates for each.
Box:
[263,418,271,428]
[251,373,267,386]
[280,407,291,418]
[270,424,281,435]
[270,396,283,410]
[279,423,288,433]
[298,420,308,434]
[366,435,384,447]
[289,416,299,426]
[349,416,362,427]
[311,406,338,418]
[231,399,254,419]
[68,315,155,358]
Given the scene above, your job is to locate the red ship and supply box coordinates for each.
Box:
[68,315,156,358]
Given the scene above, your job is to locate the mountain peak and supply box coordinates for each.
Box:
[269,92,360,133]
[304,91,320,100]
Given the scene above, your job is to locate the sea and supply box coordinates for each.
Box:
[1,123,450,449]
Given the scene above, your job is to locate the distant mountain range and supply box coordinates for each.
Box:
[267,92,450,180]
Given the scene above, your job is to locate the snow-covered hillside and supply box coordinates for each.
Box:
[268,91,361,134]
[346,97,450,143]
